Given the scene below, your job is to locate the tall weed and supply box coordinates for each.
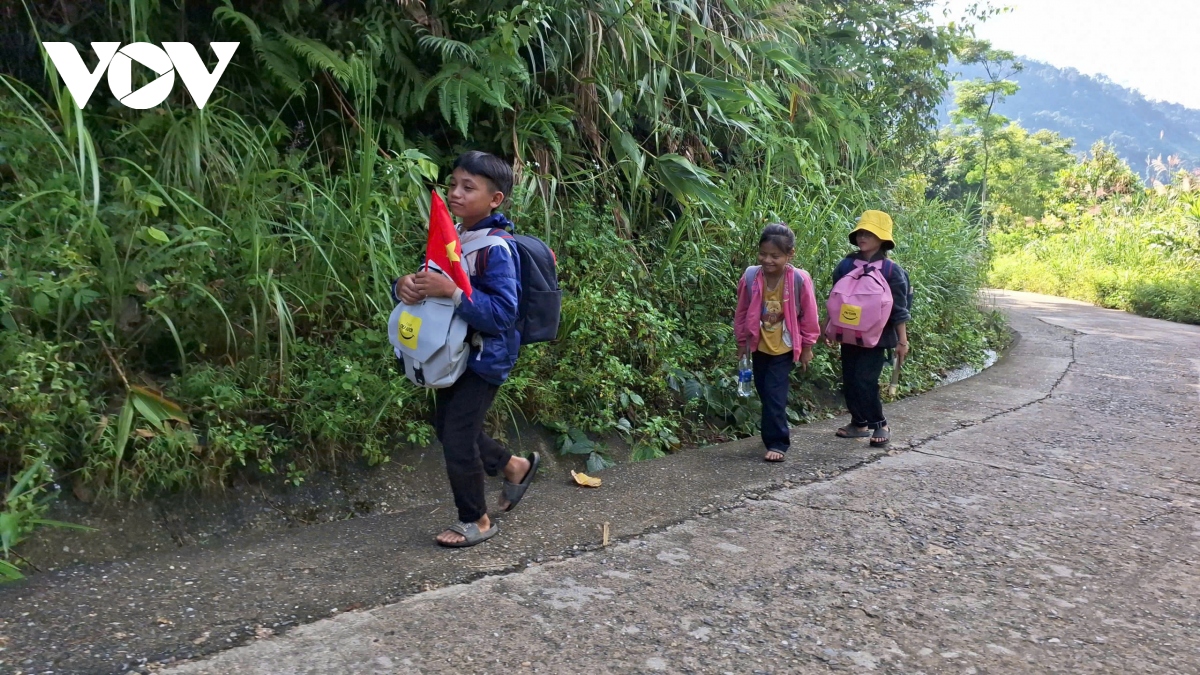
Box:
[989,183,1200,325]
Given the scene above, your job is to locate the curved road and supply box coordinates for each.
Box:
[168,291,1200,674]
[4,291,1199,674]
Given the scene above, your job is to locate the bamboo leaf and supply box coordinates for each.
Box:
[111,395,136,492]
[29,519,97,532]
[5,458,45,506]
[0,559,23,581]
[655,154,727,210]
[129,385,189,424]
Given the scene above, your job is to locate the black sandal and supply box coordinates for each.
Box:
[500,452,540,512]
[436,521,499,548]
[869,425,890,448]
[836,425,872,438]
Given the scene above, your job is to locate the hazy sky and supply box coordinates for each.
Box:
[939,0,1200,110]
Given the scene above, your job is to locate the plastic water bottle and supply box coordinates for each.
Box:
[737,354,754,397]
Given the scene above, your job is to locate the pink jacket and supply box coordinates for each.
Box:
[734,265,821,362]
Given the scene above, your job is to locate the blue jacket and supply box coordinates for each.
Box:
[457,214,522,384]
[392,213,521,385]
[832,253,911,350]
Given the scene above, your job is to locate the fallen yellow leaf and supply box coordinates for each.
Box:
[571,470,601,488]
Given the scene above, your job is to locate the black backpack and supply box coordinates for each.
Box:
[474,230,562,344]
[882,259,915,312]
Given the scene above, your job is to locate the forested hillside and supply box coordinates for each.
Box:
[940,57,1200,171]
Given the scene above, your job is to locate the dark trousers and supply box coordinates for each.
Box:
[433,370,512,523]
[753,351,794,453]
[841,344,888,429]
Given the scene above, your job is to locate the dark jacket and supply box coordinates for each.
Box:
[392,212,521,385]
[832,252,911,350]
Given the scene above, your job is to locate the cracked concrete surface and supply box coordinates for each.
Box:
[153,291,1200,674]
[6,291,1199,674]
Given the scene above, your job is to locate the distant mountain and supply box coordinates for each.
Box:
[939,57,1200,173]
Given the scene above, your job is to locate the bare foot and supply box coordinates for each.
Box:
[495,455,532,511]
[436,515,491,546]
[764,450,785,462]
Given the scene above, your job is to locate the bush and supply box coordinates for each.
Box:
[0,0,1002,575]
[988,179,1200,325]
[1129,278,1200,325]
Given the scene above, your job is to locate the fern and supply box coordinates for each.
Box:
[258,38,308,97]
[347,53,379,103]
[278,31,353,88]
[213,4,264,43]
[412,61,514,136]
[431,74,469,136]
[213,6,307,97]
[416,33,480,65]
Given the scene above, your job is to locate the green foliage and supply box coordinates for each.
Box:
[0,0,1004,565]
[990,166,1200,325]
[934,123,1075,227]
[1048,141,1144,215]
[1128,278,1200,325]
[1,458,94,582]
[944,39,1023,215]
[938,57,1200,327]
[550,424,615,475]
[0,331,93,472]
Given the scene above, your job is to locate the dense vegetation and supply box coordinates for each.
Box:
[0,0,1006,575]
[935,48,1200,326]
[986,144,1200,325]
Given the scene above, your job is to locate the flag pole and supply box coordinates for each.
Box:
[424,189,435,273]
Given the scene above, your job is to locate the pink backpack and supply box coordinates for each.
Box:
[825,259,894,348]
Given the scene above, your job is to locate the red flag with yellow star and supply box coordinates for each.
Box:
[424,190,472,299]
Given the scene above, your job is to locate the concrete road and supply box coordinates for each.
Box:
[155,292,1200,674]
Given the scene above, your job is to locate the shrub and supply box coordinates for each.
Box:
[989,173,1200,325]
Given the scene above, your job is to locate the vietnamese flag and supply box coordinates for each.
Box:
[424,190,472,299]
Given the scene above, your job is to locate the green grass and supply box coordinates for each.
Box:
[988,196,1200,325]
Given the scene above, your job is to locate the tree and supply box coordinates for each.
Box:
[993,127,1075,222]
[948,39,1022,222]
[931,122,1074,228]
[1050,141,1144,215]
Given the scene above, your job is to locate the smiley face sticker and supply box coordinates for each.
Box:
[839,304,863,326]
[397,311,422,350]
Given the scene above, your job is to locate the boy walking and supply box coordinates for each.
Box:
[393,151,539,547]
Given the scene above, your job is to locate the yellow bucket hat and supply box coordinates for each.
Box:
[849,210,895,250]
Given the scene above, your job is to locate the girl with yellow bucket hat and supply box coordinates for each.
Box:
[821,210,912,447]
